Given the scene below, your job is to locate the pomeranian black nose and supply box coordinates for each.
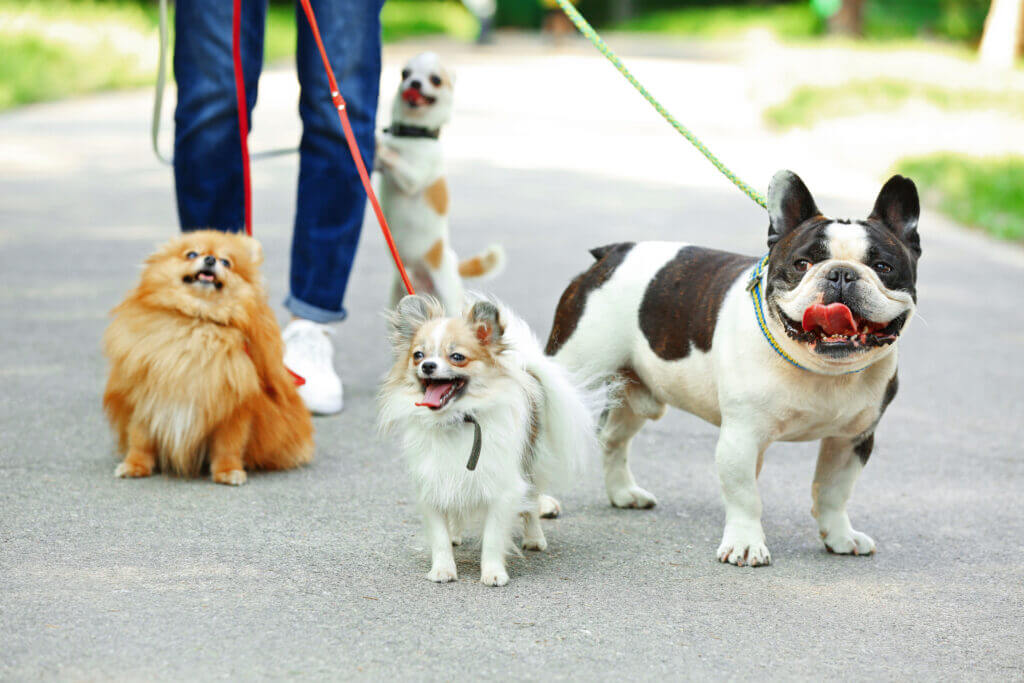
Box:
[203,255,216,267]
[421,361,436,375]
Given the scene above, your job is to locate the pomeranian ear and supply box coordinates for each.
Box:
[468,300,503,346]
[388,294,443,348]
[238,235,264,266]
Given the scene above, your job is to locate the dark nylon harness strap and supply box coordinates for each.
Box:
[464,415,482,471]
[383,124,440,140]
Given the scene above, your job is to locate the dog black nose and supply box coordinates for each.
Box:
[410,79,422,90]
[421,361,436,375]
[204,255,216,267]
[826,266,859,284]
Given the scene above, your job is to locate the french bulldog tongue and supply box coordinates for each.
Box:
[802,303,858,336]
[415,382,453,408]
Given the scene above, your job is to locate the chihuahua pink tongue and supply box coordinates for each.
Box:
[402,88,426,105]
[802,303,858,336]
[415,381,454,408]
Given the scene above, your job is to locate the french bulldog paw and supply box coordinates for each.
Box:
[427,564,458,583]
[823,528,876,556]
[609,485,658,509]
[212,469,247,486]
[114,461,151,478]
[717,525,771,567]
[522,536,548,552]
[538,494,562,519]
[480,567,509,587]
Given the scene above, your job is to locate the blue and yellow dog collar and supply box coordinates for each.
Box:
[746,254,863,375]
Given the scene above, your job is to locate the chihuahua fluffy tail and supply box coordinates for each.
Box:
[458,244,505,280]
[496,302,607,493]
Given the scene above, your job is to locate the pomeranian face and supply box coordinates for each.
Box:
[386,296,506,415]
[135,230,264,323]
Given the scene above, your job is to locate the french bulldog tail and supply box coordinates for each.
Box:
[458,244,505,280]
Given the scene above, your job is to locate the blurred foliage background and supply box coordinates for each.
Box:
[1,0,1020,241]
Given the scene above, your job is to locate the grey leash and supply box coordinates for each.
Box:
[150,0,297,166]
[463,415,482,471]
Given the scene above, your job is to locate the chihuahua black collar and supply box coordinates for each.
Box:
[384,123,440,140]
[463,414,482,471]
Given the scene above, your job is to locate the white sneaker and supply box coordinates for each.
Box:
[282,319,343,415]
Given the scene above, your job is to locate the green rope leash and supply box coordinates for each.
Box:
[554,0,768,210]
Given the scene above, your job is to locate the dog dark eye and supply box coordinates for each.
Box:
[186,251,198,259]
[220,258,231,268]
[873,262,893,274]
[429,74,442,87]
[401,69,410,80]
[794,259,812,272]
[413,351,424,361]
[450,352,465,362]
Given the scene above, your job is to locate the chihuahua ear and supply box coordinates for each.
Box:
[468,300,503,346]
[238,235,263,266]
[443,65,456,87]
[767,170,822,249]
[388,294,442,347]
[870,175,921,257]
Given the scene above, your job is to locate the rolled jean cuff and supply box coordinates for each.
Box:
[284,294,347,323]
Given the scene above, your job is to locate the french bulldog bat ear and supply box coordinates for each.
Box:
[767,170,822,249]
[388,294,443,347]
[238,235,263,266]
[468,300,503,345]
[870,175,921,257]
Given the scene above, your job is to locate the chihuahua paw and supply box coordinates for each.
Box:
[114,461,151,478]
[823,528,876,556]
[480,567,509,587]
[608,485,658,509]
[538,494,562,519]
[427,565,457,583]
[717,525,771,567]
[522,536,548,552]
[212,469,247,486]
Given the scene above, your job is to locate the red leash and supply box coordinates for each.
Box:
[231,0,253,237]
[230,0,414,295]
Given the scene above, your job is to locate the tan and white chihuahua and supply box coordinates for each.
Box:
[376,52,505,313]
[378,295,601,586]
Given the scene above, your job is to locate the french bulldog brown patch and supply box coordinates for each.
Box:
[545,242,634,355]
[639,247,756,360]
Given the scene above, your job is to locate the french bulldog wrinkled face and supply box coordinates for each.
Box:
[763,171,921,373]
[391,51,454,130]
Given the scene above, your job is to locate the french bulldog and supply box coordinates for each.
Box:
[545,170,921,566]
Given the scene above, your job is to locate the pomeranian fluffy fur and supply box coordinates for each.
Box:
[378,294,602,586]
[103,230,313,486]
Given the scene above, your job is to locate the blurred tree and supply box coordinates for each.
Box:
[979,0,1024,66]
[829,0,864,34]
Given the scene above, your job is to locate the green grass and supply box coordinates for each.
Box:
[0,0,474,111]
[764,78,1024,129]
[613,3,823,40]
[896,154,1024,241]
[613,0,989,43]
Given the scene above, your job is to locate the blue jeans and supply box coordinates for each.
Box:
[174,0,384,322]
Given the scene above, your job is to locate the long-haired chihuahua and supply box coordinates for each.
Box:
[378,295,600,586]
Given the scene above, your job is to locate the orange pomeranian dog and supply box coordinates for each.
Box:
[103,230,314,485]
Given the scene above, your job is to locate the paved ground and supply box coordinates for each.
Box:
[2,37,1023,680]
